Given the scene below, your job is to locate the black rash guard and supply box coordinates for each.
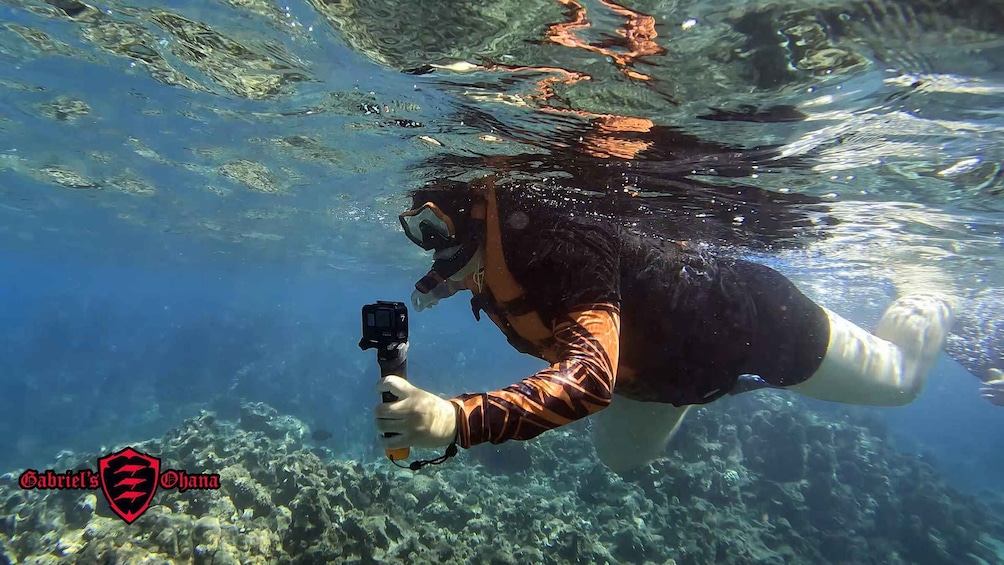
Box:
[448,197,831,448]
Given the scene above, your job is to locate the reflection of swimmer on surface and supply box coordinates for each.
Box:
[374,174,957,472]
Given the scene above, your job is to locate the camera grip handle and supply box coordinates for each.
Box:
[379,356,409,461]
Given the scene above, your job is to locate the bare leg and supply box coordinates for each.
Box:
[592,394,690,472]
[790,295,954,406]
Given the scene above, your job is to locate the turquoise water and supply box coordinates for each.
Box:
[1,0,1003,563]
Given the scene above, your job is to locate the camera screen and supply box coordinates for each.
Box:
[375,309,391,328]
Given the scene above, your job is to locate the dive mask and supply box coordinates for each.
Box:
[401,191,484,294]
[399,202,456,251]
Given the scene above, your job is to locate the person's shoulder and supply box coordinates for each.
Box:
[512,212,617,259]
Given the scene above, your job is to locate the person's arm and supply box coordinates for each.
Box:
[449,303,620,447]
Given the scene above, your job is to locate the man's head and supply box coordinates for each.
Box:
[399,181,477,252]
[400,181,485,292]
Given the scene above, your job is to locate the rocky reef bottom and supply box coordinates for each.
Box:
[1,393,1003,565]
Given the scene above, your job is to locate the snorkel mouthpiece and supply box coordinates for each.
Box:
[416,271,446,294]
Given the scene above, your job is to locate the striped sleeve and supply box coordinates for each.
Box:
[449,303,620,448]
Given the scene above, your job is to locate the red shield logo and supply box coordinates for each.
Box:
[98,447,161,524]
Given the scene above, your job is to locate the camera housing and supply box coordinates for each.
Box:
[359,301,408,353]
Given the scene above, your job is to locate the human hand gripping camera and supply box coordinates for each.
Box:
[359,301,459,471]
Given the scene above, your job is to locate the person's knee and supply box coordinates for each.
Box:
[878,381,923,406]
[591,399,689,473]
[594,445,644,473]
[593,429,660,473]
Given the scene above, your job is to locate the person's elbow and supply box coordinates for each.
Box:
[558,356,616,415]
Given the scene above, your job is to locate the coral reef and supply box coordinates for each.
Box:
[1,396,1002,564]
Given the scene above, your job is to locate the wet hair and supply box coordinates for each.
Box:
[408,180,473,213]
[407,180,477,238]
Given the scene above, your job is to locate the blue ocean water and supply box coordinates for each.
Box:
[1,1,1003,562]
[1,246,1000,493]
[0,247,545,469]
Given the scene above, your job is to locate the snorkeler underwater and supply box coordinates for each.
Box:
[0,0,1003,563]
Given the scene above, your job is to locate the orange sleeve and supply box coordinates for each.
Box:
[448,303,620,448]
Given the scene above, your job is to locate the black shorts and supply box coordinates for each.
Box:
[617,246,831,406]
